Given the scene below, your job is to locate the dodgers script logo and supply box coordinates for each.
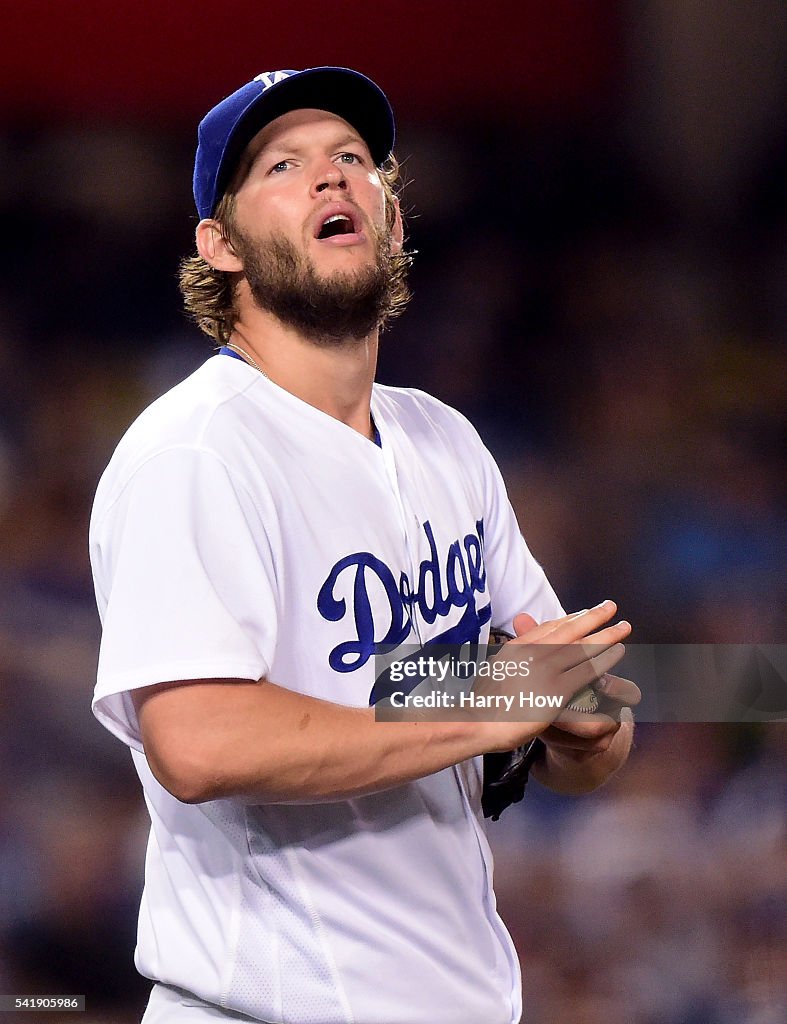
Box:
[317,520,491,681]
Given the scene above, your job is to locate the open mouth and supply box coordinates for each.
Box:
[317,212,358,240]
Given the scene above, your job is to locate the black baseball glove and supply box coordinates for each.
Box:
[482,738,545,820]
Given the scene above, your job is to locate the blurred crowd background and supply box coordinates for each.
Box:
[0,2,784,1022]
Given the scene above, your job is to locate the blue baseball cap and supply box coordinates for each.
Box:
[193,67,395,219]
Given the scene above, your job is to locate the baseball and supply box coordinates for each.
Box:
[565,684,600,714]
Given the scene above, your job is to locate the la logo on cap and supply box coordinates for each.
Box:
[253,70,298,91]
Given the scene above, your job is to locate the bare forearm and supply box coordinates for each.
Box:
[136,678,514,804]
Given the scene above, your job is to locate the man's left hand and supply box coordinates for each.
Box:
[531,674,638,793]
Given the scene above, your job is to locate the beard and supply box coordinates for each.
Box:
[231,222,404,347]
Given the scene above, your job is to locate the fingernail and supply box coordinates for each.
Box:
[594,600,611,609]
[618,620,631,630]
[620,707,634,724]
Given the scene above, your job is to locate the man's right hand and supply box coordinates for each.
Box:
[480,600,633,752]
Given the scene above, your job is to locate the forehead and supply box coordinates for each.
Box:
[244,108,369,161]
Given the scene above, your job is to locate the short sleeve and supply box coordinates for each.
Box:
[90,447,279,749]
[476,443,565,630]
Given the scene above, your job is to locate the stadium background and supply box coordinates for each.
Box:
[0,2,784,1021]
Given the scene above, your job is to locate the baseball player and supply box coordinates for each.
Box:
[89,67,638,1024]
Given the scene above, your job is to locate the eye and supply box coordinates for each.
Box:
[269,160,292,174]
[338,152,361,165]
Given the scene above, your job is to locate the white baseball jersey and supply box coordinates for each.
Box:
[90,353,562,1024]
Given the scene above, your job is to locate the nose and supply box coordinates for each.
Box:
[313,163,348,195]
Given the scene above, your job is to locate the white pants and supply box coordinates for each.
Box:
[141,984,272,1024]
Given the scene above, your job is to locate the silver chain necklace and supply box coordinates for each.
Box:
[225,341,269,379]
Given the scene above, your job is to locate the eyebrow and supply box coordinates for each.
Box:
[242,131,367,174]
[262,132,365,158]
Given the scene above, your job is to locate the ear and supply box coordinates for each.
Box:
[195,219,244,273]
[390,197,404,254]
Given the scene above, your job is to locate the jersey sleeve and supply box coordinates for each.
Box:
[90,446,279,750]
[476,440,565,631]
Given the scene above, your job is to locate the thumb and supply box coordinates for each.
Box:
[597,673,642,708]
[512,612,538,637]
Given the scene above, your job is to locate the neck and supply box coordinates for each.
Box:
[230,305,379,440]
